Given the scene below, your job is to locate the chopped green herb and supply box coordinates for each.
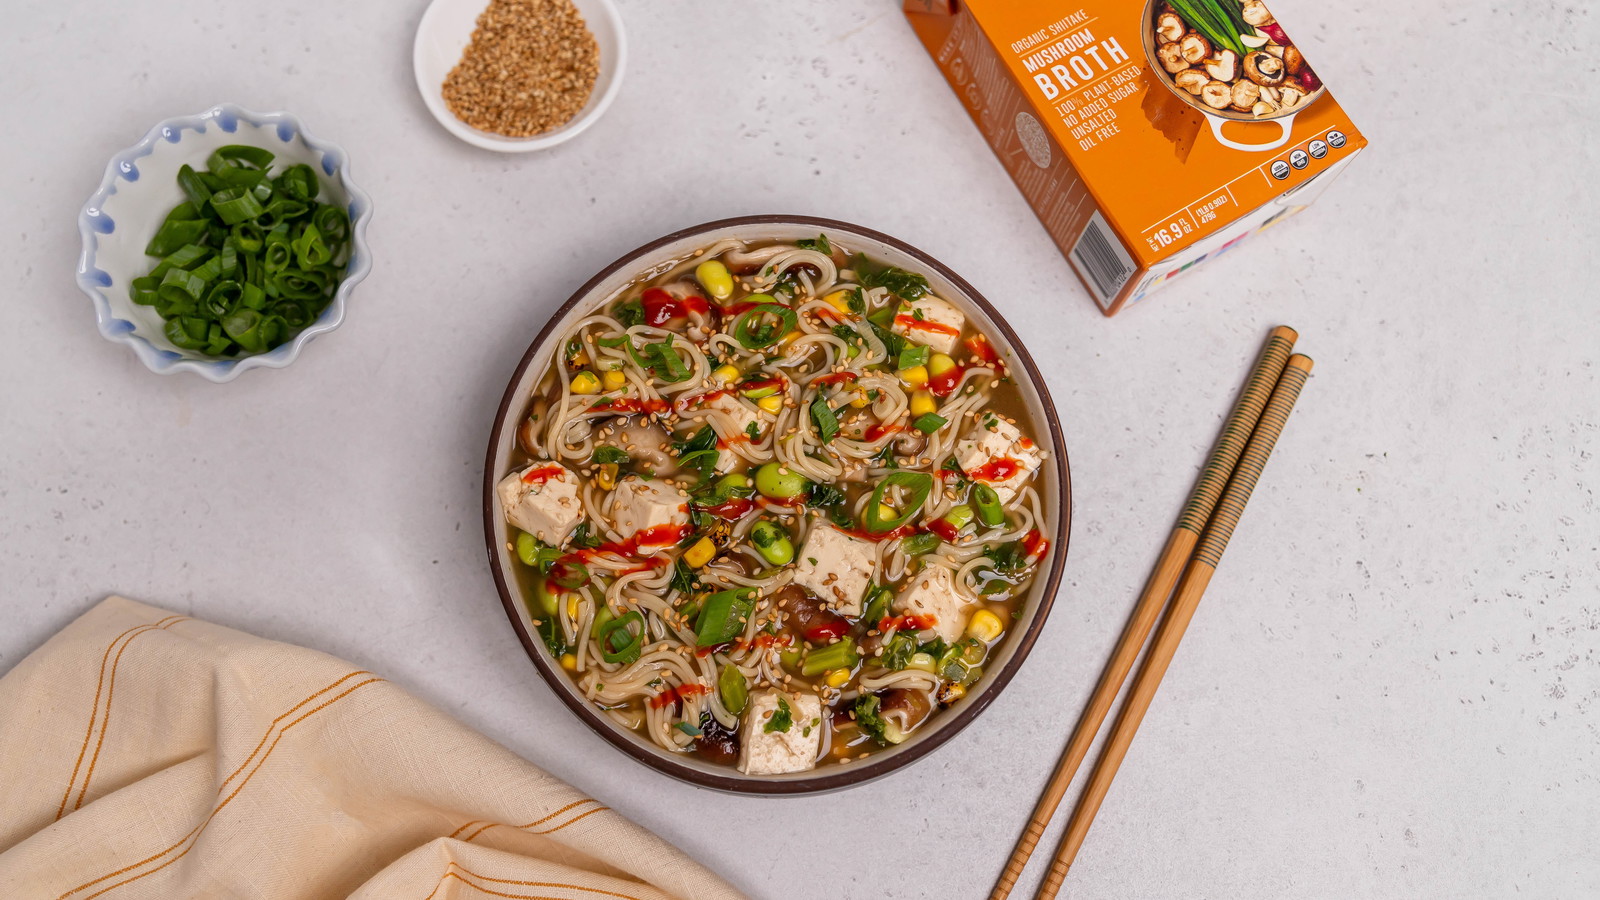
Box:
[810,396,840,443]
[796,234,832,254]
[765,695,794,733]
[614,298,645,327]
[674,721,704,737]
[592,446,629,465]
[853,253,930,300]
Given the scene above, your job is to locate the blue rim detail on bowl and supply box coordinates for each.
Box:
[76,103,375,382]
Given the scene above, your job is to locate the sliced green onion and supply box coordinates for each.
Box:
[901,532,941,556]
[598,611,644,664]
[732,303,797,350]
[864,472,934,534]
[718,665,748,714]
[912,413,947,434]
[694,588,756,647]
[176,164,212,208]
[133,146,346,358]
[973,483,1005,527]
[210,187,265,226]
[801,638,860,677]
[208,144,275,171]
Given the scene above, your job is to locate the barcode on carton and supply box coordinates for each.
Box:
[1071,211,1136,309]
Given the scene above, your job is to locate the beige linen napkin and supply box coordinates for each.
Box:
[0,596,746,900]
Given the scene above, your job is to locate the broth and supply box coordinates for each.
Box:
[498,234,1052,774]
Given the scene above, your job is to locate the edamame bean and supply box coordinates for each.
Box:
[754,462,807,500]
[749,520,795,566]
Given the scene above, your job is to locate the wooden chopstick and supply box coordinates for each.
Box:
[1035,354,1315,899]
[988,326,1298,900]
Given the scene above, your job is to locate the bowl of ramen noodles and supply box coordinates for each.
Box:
[1143,0,1326,151]
[484,216,1071,793]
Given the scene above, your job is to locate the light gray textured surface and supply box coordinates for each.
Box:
[2,1,1596,898]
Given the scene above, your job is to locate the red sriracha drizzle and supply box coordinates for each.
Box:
[520,465,564,485]
[894,314,959,338]
[648,683,710,710]
[927,518,960,542]
[561,522,694,568]
[1021,528,1049,560]
[967,457,1021,483]
[964,334,1001,367]
[864,423,900,442]
[641,287,708,327]
[804,617,849,642]
[591,396,671,415]
[928,364,963,398]
[701,497,753,520]
[879,614,938,633]
[810,372,858,387]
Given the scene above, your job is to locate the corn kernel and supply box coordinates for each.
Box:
[910,390,937,417]
[757,394,783,414]
[713,364,741,383]
[601,369,627,391]
[684,536,716,568]
[779,329,804,348]
[570,371,601,394]
[569,348,590,367]
[928,352,958,377]
[944,683,966,701]
[596,463,618,490]
[560,654,578,671]
[899,365,929,388]
[566,594,580,618]
[823,290,852,315]
[849,389,871,409]
[825,668,851,688]
[877,503,898,521]
[696,259,735,300]
[966,609,1004,643]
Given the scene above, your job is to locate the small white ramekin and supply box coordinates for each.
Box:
[412,0,626,153]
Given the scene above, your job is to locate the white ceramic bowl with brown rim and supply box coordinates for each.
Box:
[481,216,1073,794]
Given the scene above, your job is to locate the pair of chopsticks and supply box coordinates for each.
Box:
[992,326,1313,900]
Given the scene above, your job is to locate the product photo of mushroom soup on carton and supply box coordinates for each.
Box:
[905,0,1366,315]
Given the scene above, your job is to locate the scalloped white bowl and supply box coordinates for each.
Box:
[77,104,374,382]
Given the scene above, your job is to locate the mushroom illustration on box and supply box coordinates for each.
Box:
[905,0,1366,315]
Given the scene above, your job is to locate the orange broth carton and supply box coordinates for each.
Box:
[905,0,1366,315]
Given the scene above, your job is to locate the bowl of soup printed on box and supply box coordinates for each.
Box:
[483,216,1073,794]
[1143,0,1326,152]
[77,104,373,382]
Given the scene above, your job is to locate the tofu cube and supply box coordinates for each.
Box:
[954,415,1045,502]
[738,690,823,776]
[791,525,877,617]
[608,476,689,543]
[894,564,973,644]
[497,463,584,547]
[699,393,767,473]
[890,295,965,356]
